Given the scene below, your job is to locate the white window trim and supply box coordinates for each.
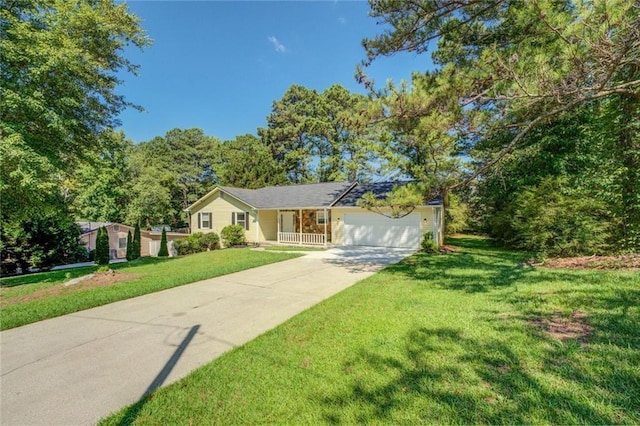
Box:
[236,212,246,228]
[200,212,212,229]
[118,237,127,249]
[232,211,250,230]
[316,210,326,225]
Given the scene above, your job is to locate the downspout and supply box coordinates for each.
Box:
[255,210,259,244]
[323,208,327,248]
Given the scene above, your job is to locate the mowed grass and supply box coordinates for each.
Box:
[0,249,300,330]
[101,236,639,425]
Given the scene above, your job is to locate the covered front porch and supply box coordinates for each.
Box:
[275,208,332,247]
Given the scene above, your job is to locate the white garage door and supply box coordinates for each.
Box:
[343,212,421,248]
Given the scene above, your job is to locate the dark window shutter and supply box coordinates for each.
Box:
[209,214,212,229]
[245,211,250,230]
[198,213,201,229]
[231,212,235,225]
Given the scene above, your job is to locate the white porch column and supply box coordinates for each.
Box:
[277,209,281,244]
[432,208,438,245]
[298,209,302,245]
[323,208,328,248]
[255,210,259,244]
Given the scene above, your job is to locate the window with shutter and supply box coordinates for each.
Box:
[200,212,212,229]
[235,212,249,230]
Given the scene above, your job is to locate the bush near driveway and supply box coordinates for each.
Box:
[100,236,640,425]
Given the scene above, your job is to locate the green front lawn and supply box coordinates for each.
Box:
[0,249,300,330]
[101,236,639,425]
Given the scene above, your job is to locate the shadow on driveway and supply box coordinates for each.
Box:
[315,246,417,273]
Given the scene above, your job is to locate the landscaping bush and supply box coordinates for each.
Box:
[172,238,191,255]
[173,232,220,256]
[421,232,439,253]
[510,177,611,257]
[220,225,246,247]
[95,227,110,265]
[157,228,169,257]
[201,232,220,250]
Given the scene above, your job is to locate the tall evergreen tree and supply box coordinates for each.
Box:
[133,224,141,259]
[125,230,133,261]
[157,227,169,257]
[95,227,110,266]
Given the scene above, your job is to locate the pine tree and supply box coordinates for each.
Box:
[157,227,169,257]
[125,230,133,261]
[95,227,110,266]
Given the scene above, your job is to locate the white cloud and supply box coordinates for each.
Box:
[268,36,286,53]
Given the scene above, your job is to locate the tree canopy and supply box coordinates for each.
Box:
[259,84,378,183]
[360,0,640,250]
[1,0,150,219]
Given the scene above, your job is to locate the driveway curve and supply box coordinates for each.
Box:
[0,246,414,425]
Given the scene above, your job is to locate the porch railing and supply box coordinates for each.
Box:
[278,232,325,246]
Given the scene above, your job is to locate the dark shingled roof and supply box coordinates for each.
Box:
[218,181,356,209]
[332,182,443,207]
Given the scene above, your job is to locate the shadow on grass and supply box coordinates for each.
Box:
[506,277,640,350]
[321,326,638,424]
[116,324,201,426]
[384,237,535,293]
[0,266,98,287]
[0,256,176,288]
[111,256,174,269]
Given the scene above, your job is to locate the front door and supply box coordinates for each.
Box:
[280,212,295,233]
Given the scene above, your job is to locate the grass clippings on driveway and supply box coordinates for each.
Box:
[100,236,640,425]
[0,249,300,330]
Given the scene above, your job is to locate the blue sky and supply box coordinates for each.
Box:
[116,1,430,143]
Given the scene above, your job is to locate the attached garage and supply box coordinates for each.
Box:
[343,212,422,248]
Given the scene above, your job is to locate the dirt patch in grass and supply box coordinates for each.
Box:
[528,311,591,343]
[0,271,139,306]
[538,254,640,270]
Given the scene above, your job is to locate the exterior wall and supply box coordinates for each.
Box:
[145,232,188,257]
[79,224,186,259]
[80,224,134,259]
[331,206,442,246]
[258,210,278,241]
[189,190,258,243]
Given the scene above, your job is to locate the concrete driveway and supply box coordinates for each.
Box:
[0,246,415,425]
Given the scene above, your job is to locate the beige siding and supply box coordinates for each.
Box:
[330,207,349,245]
[258,210,278,241]
[189,190,258,243]
[331,206,441,246]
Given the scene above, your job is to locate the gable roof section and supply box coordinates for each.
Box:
[186,181,356,211]
[237,181,356,209]
[332,182,443,207]
[186,181,443,211]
